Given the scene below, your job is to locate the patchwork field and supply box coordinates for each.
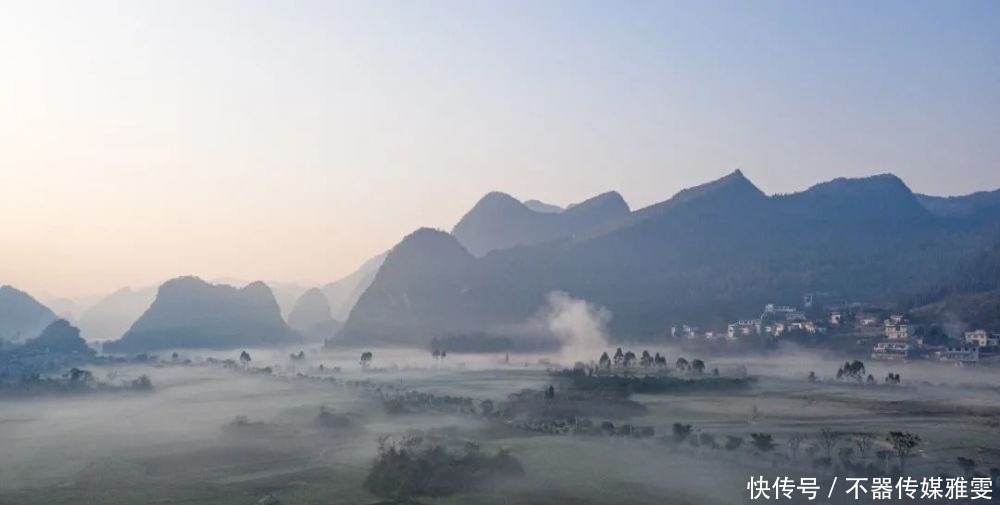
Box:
[1,347,998,505]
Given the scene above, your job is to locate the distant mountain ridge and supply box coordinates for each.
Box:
[322,252,387,320]
[76,286,157,342]
[339,171,1000,346]
[451,190,630,256]
[0,286,57,343]
[104,276,298,353]
[288,288,341,341]
[916,188,1000,224]
[21,319,95,356]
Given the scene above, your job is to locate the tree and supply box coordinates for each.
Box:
[836,360,866,381]
[432,349,441,360]
[67,368,93,384]
[691,359,705,375]
[480,399,494,416]
[675,357,689,372]
[613,348,624,367]
[725,435,744,451]
[640,350,653,367]
[808,371,817,382]
[360,351,373,369]
[838,447,855,468]
[957,457,977,477]
[131,374,153,390]
[750,433,776,453]
[876,450,892,474]
[672,423,692,443]
[887,431,921,473]
[623,351,636,367]
[787,435,806,462]
[598,352,611,369]
[239,350,251,365]
[854,433,875,460]
[544,385,555,399]
[819,428,841,459]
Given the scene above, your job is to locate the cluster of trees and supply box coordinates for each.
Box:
[665,423,930,477]
[827,360,900,385]
[430,349,448,361]
[836,360,867,381]
[955,457,1000,486]
[799,429,921,474]
[0,367,152,396]
[365,435,524,500]
[596,349,710,375]
[598,348,668,369]
[674,357,708,375]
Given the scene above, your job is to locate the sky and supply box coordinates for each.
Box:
[1,0,999,299]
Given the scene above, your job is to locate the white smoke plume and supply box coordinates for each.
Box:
[541,291,611,363]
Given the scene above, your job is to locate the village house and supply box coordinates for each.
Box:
[829,312,843,325]
[964,330,999,347]
[762,322,786,336]
[884,317,911,340]
[939,346,980,364]
[763,304,796,315]
[871,341,917,361]
[727,319,761,339]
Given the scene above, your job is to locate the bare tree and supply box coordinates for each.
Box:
[787,435,807,462]
[887,431,921,473]
[854,433,875,460]
[819,428,841,459]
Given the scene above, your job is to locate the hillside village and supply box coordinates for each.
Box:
[673,295,1000,365]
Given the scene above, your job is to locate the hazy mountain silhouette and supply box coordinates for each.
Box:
[43,294,103,322]
[288,288,341,341]
[0,286,57,343]
[451,191,629,256]
[916,187,1000,226]
[340,171,1000,346]
[76,286,157,342]
[522,199,562,213]
[266,281,309,319]
[210,278,307,318]
[336,228,478,346]
[21,319,95,356]
[104,277,298,353]
[322,252,387,320]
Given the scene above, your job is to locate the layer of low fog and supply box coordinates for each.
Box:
[3,293,999,503]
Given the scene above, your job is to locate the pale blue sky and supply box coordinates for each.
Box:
[1,0,998,296]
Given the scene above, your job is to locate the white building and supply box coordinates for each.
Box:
[872,341,916,361]
[727,319,761,339]
[964,330,999,347]
[940,346,980,364]
[884,319,911,340]
[764,304,796,314]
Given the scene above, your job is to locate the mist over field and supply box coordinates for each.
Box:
[4,1,1000,504]
[1,342,999,505]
